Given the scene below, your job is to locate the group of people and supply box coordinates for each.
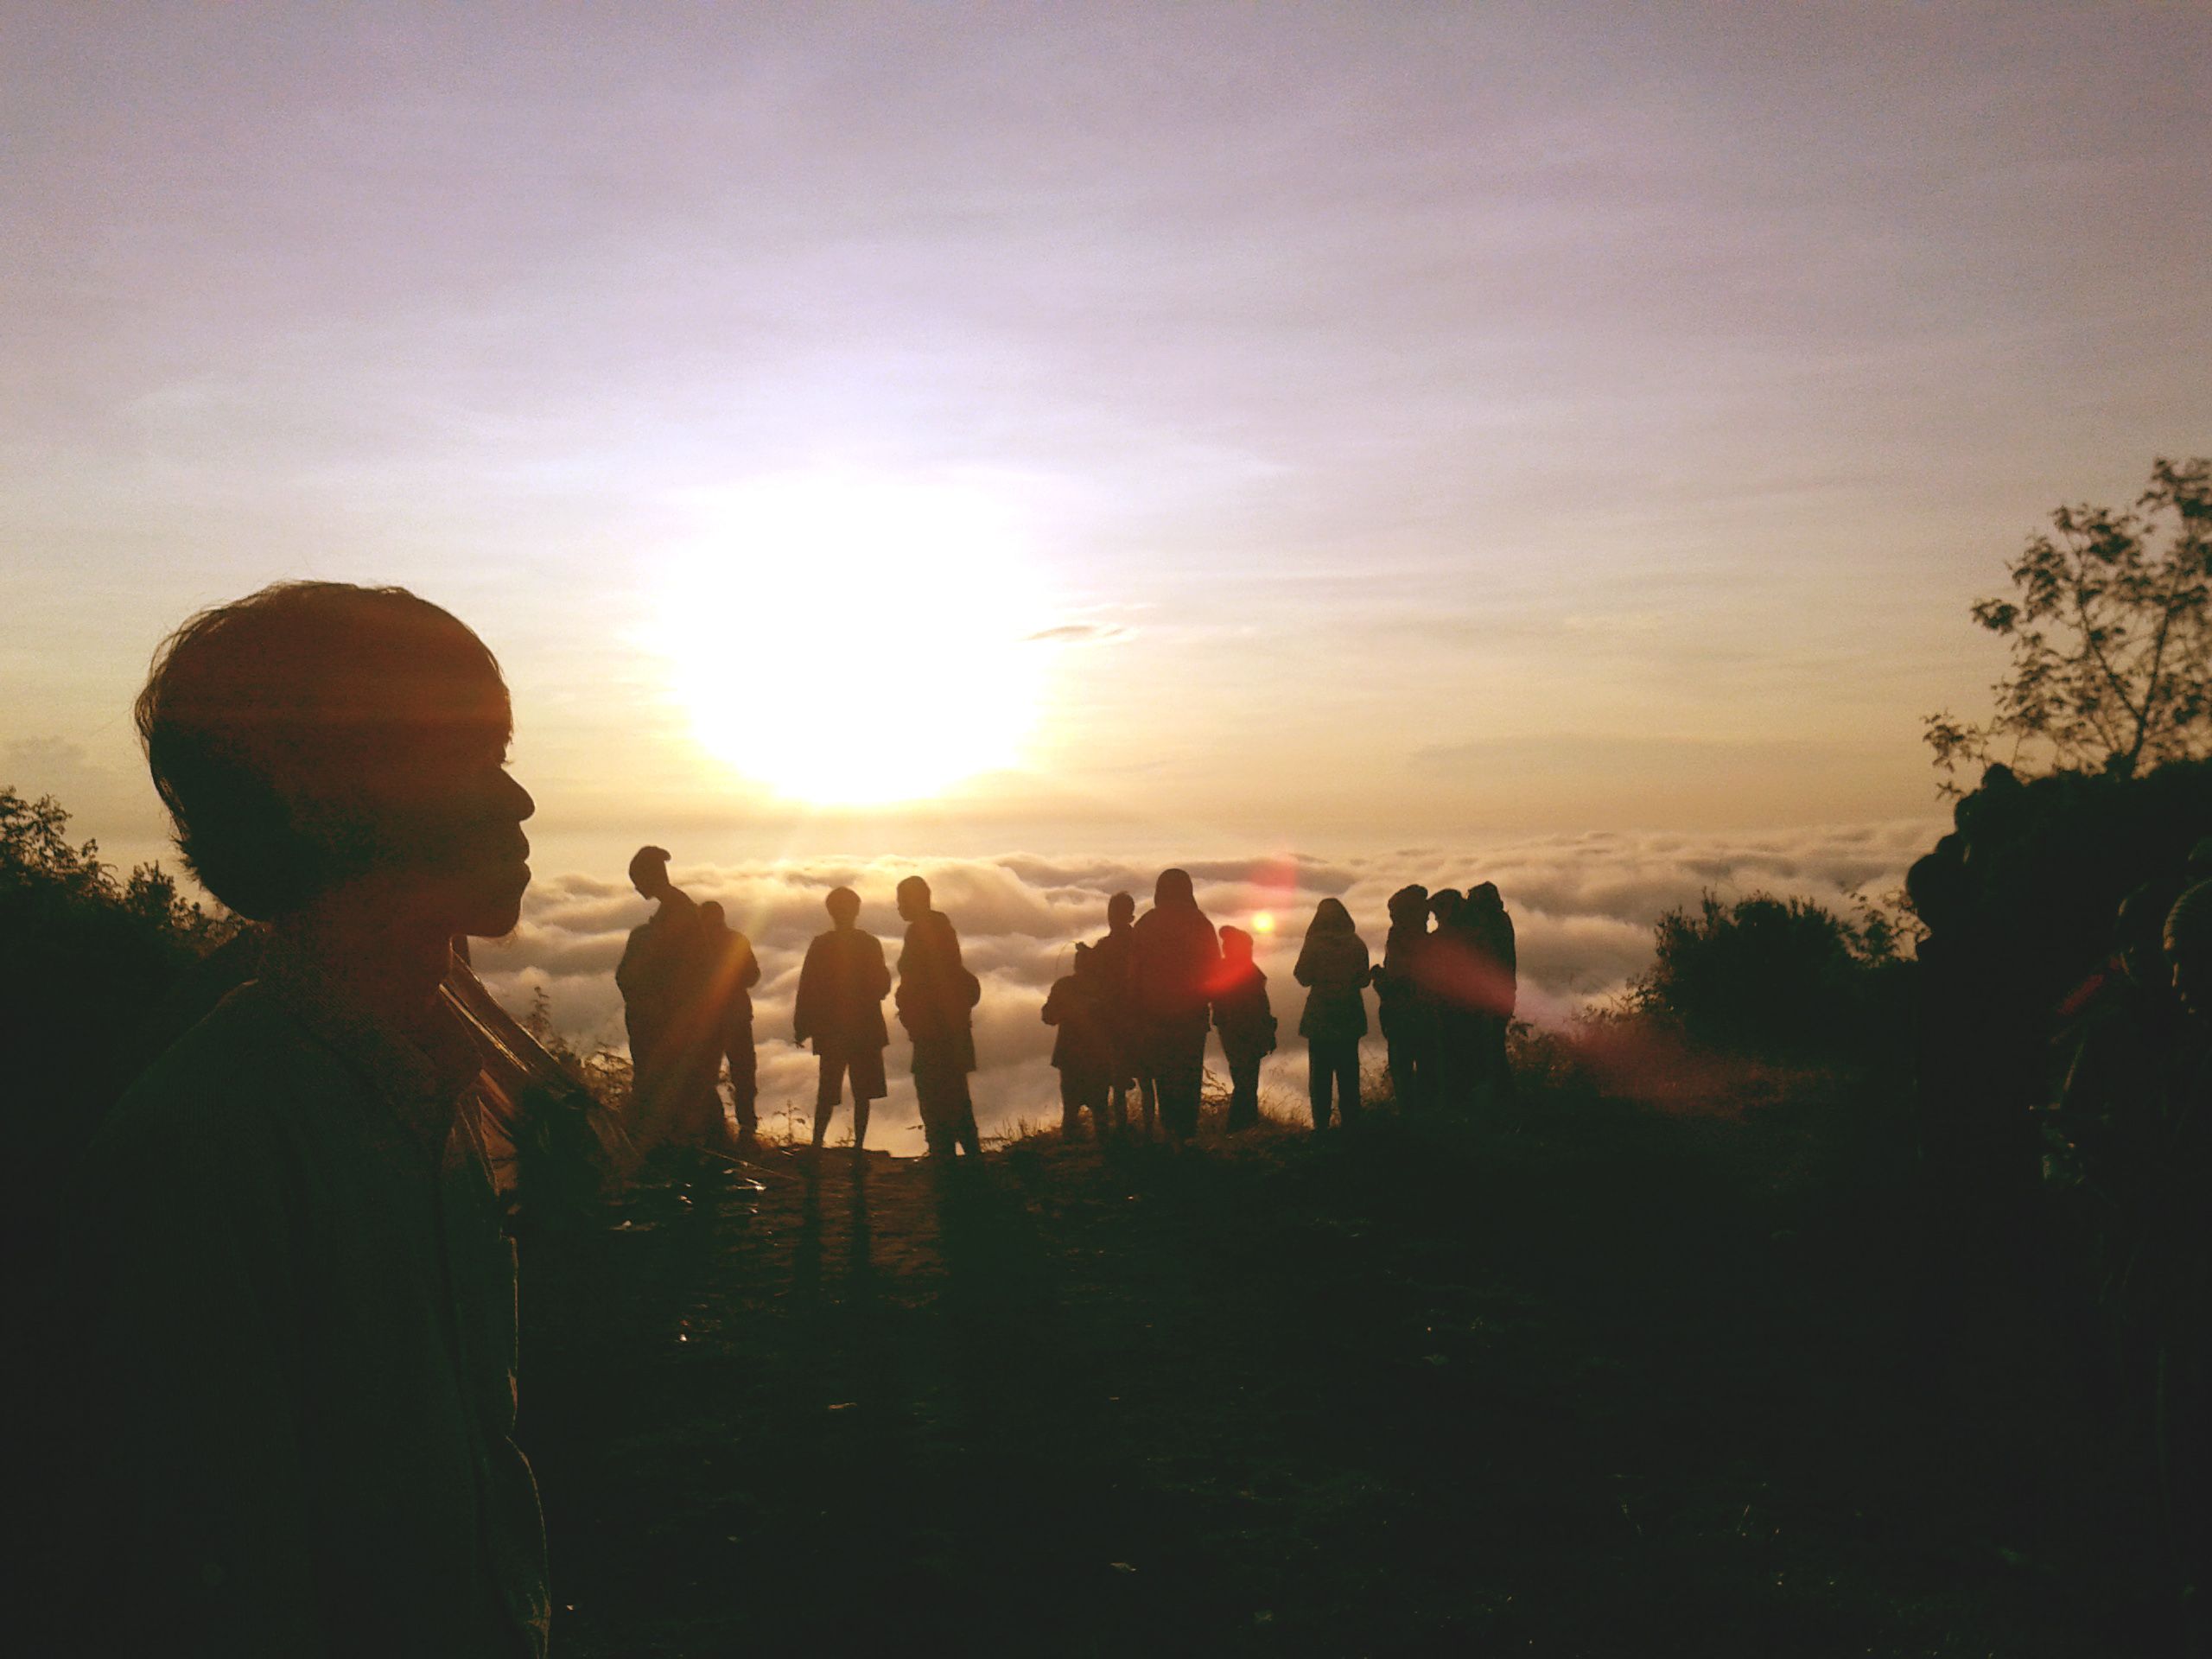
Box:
[619,850,983,1159]
[621,852,1523,1158]
[1040,873,1519,1139]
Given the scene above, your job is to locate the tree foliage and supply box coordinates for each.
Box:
[1926,458,2211,791]
[2,786,232,1185]
[1630,891,1902,1060]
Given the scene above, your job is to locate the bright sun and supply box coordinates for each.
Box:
[653,473,1052,806]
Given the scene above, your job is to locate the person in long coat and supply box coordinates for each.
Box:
[1464,881,1518,1106]
[1294,897,1370,1129]
[1130,868,1220,1147]
[1421,888,1481,1111]
[1090,892,1154,1136]
[1043,943,1114,1141]
[895,874,983,1159]
[793,887,891,1150]
[1212,925,1277,1131]
[1372,883,1437,1112]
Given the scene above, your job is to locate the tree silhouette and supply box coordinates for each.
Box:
[1925,457,2211,791]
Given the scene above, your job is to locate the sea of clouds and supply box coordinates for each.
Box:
[473,819,1939,1154]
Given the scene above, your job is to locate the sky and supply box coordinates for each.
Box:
[3,4,2207,1141]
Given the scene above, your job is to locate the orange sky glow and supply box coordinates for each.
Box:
[3,3,2205,871]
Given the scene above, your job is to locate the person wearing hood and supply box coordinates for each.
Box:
[1464,881,1518,1106]
[793,887,891,1151]
[1212,925,1277,1131]
[895,874,983,1159]
[1372,883,1437,1112]
[1294,898,1370,1129]
[1090,891,1154,1137]
[1043,942,1114,1141]
[1130,868,1221,1146]
[1421,887,1480,1111]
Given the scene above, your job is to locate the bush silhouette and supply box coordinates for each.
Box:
[1630,891,1897,1061]
[0,786,227,1187]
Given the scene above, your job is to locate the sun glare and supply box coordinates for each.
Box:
[654,474,1052,805]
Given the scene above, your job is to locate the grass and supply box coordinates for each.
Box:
[515,1052,2180,1656]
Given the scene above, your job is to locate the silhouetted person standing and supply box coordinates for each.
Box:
[794,887,890,1150]
[896,874,983,1159]
[1422,887,1481,1111]
[698,899,763,1154]
[77,582,549,1656]
[1043,943,1114,1141]
[1374,883,1437,1111]
[1294,897,1370,1129]
[1213,925,1277,1131]
[2152,880,2212,1627]
[1131,868,1220,1147]
[1465,880,1518,1106]
[617,844,709,1153]
[1091,891,1154,1137]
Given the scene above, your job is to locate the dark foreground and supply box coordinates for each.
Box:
[519,1085,2175,1657]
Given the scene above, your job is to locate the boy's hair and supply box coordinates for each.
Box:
[136,581,510,920]
[825,887,861,924]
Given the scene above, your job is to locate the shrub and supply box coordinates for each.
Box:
[0,787,229,1183]
[1629,891,1898,1061]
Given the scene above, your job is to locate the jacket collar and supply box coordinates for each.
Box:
[257,936,482,1156]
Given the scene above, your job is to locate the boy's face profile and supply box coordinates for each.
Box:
[137,582,536,936]
[376,712,534,939]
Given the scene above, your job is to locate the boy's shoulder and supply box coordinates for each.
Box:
[100,981,346,1153]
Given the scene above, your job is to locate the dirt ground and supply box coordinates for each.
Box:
[518,1091,2177,1657]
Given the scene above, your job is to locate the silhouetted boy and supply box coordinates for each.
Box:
[895,874,983,1158]
[794,887,891,1149]
[1212,925,1277,1131]
[1294,897,1370,1129]
[1131,868,1220,1146]
[79,582,549,1656]
[698,899,763,1153]
[1091,890,1154,1136]
[1043,943,1113,1141]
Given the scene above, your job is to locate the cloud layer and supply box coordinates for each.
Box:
[472,819,1936,1154]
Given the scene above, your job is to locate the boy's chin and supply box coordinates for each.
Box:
[450,868,530,940]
